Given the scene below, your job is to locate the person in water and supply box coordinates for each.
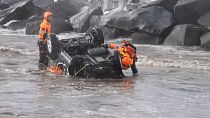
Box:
[37,11,53,66]
[103,40,138,75]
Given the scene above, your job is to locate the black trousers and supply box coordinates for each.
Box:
[39,43,49,66]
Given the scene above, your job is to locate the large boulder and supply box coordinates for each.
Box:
[25,19,73,35]
[131,32,160,44]
[198,11,210,27]
[3,16,40,30]
[25,20,40,35]
[70,6,103,32]
[106,6,174,35]
[46,0,89,20]
[46,1,78,20]
[164,24,208,46]
[128,0,140,4]
[0,3,9,10]
[0,0,23,5]
[200,32,210,50]
[90,13,135,39]
[141,0,179,12]
[33,0,54,8]
[174,0,210,24]
[64,0,90,8]
[0,0,42,25]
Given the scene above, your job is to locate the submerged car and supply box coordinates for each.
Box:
[45,28,124,78]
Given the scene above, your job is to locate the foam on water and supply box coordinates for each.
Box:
[0,46,38,56]
[0,28,26,36]
[135,45,210,71]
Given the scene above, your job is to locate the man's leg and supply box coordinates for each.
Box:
[131,57,138,74]
[39,44,49,66]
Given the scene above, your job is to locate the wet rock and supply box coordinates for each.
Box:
[25,19,73,35]
[142,0,179,12]
[174,0,210,24]
[131,32,159,44]
[25,20,40,35]
[200,32,210,50]
[106,6,174,35]
[47,0,88,20]
[33,0,54,8]
[64,0,90,8]
[4,16,40,30]
[164,24,208,46]
[198,11,210,27]
[129,0,140,4]
[0,3,9,10]
[0,0,42,25]
[70,6,103,32]
[0,0,23,5]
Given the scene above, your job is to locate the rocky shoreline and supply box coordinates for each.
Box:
[0,0,210,50]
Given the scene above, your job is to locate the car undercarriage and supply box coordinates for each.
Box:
[45,28,125,78]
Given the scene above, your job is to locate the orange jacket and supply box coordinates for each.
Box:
[38,19,51,40]
[109,43,136,70]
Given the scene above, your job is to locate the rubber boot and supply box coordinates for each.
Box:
[39,44,49,66]
[131,64,138,74]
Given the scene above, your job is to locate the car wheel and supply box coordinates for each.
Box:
[46,33,61,60]
[68,55,85,76]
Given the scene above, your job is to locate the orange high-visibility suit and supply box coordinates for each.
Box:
[38,11,52,41]
[109,41,136,70]
[37,11,52,66]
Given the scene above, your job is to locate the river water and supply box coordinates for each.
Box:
[0,29,210,118]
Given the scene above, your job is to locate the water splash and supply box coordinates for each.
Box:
[0,46,38,56]
[136,45,210,71]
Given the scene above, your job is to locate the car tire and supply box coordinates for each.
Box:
[46,33,61,60]
[68,55,84,76]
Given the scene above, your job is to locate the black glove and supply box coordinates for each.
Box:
[37,40,43,46]
[102,44,109,49]
[43,32,48,40]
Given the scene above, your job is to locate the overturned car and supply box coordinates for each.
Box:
[45,28,126,78]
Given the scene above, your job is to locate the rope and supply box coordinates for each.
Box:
[73,64,88,77]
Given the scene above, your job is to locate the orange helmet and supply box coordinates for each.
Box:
[44,11,53,19]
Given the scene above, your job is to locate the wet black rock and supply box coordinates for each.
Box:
[174,0,210,24]
[0,0,24,5]
[129,0,140,4]
[142,0,179,12]
[106,6,174,35]
[25,19,73,35]
[70,6,103,33]
[0,3,9,10]
[25,20,40,35]
[198,11,210,27]
[33,0,54,8]
[4,16,40,30]
[131,32,160,45]
[0,0,42,25]
[200,32,210,50]
[47,0,88,20]
[164,24,209,46]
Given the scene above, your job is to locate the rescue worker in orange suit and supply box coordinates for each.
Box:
[37,11,53,66]
[103,40,138,75]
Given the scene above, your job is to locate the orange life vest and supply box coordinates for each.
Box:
[109,43,136,69]
[38,19,51,42]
